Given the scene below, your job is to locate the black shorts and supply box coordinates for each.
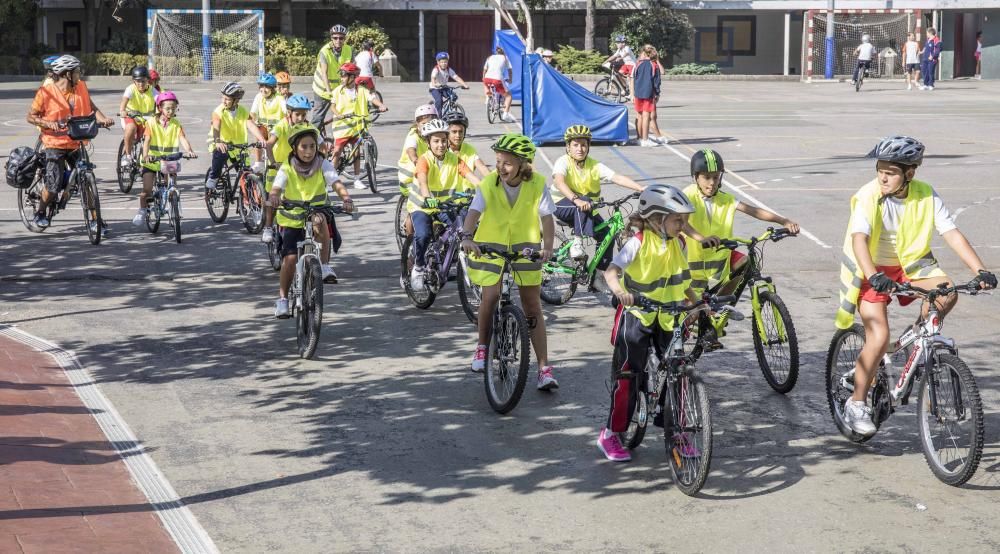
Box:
[141,167,158,176]
[906,63,920,73]
[279,226,306,258]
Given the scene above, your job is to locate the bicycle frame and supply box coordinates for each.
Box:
[714,229,793,343]
[424,202,469,293]
[545,195,633,281]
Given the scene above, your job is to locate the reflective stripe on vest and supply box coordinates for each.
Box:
[467,171,545,287]
[684,183,737,294]
[142,118,183,172]
[312,44,353,99]
[274,165,328,229]
[551,155,601,201]
[621,232,692,331]
[407,151,465,213]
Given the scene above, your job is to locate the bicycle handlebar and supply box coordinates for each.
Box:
[591,191,641,210]
[893,280,993,299]
[148,152,197,162]
[633,294,738,315]
[222,141,265,150]
[717,227,796,250]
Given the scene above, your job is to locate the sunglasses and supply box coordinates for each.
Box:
[331,36,345,41]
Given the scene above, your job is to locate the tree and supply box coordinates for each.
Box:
[612,4,694,65]
[279,0,293,36]
[584,0,596,51]
[0,0,36,60]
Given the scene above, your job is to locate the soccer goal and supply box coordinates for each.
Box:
[147,9,264,80]
[805,9,923,81]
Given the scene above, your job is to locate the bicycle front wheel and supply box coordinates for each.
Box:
[116,140,133,193]
[594,78,622,103]
[169,190,182,243]
[394,194,408,252]
[204,170,229,223]
[751,291,800,393]
[456,253,481,325]
[239,173,265,234]
[917,353,984,486]
[665,373,712,496]
[296,257,324,359]
[540,237,578,305]
[79,171,102,245]
[400,235,436,309]
[18,178,42,232]
[368,90,383,123]
[267,227,282,271]
[825,324,873,443]
[485,304,531,414]
[146,194,162,234]
[364,141,378,194]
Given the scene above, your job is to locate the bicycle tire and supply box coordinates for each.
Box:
[394,194,408,252]
[169,190,182,243]
[456,254,481,325]
[855,76,862,92]
[484,304,530,414]
[448,103,466,117]
[267,227,283,271]
[204,169,229,223]
[614,347,648,450]
[79,171,102,246]
[917,353,984,486]
[400,235,436,309]
[594,78,622,103]
[368,90,383,123]
[364,141,378,194]
[146,192,162,234]
[239,173,265,234]
[664,373,712,496]
[17,178,42,232]
[116,140,132,193]
[540,237,578,305]
[751,291,800,394]
[487,95,498,124]
[825,324,875,443]
[296,257,324,359]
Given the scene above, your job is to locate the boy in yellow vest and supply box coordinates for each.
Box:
[836,136,995,437]
[274,71,292,100]
[407,119,481,289]
[205,82,268,191]
[262,94,322,244]
[250,73,287,137]
[326,62,387,190]
[552,124,644,265]
[133,91,196,227]
[600,184,700,462]
[460,133,558,390]
[442,111,490,190]
[117,65,156,170]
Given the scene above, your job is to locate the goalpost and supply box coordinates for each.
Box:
[147,9,264,80]
[805,9,923,81]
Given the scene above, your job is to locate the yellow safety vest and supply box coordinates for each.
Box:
[275,164,328,229]
[254,93,286,130]
[312,44,354,100]
[407,150,466,213]
[397,128,428,186]
[621,231,692,331]
[552,155,602,201]
[835,179,945,329]
[125,83,156,116]
[453,142,480,192]
[683,183,738,294]
[142,117,183,172]
[467,171,545,287]
[206,104,250,152]
[267,121,318,186]
[328,85,370,140]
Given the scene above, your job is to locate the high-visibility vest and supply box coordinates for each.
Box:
[266,121,318,186]
[397,128,427,186]
[312,44,354,100]
[466,171,545,287]
[684,183,737,294]
[407,150,465,213]
[274,164,328,229]
[551,155,602,201]
[35,81,93,150]
[835,179,945,329]
[328,84,370,139]
[453,142,480,192]
[621,231,692,331]
[253,93,286,130]
[206,104,250,152]
[125,83,156,116]
[142,117,183,172]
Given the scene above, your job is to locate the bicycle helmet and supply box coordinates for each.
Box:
[274,71,291,84]
[637,184,695,218]
[148,69,160,81]
[420,119,449,138]
[867,135,924,167]
[690,149,725,177]
[414,103,438,120]
[287,125,321,148]
[491,133,536,162]
[435,51,450,61]
[362,39,374,50]
[862,34,871,43]
[339,62,360,75]
[329,24,347,36]
[286,94,312,111]
[614,34,626,43]
[442,111,469,128]
[131,65,150,80]
[42,55,60,70]
[50,55,81,75]
[221,81,245,100]
[542,49,554,57]
[257,72,277,87]
[563,124,592,143]
[155,91,178,106]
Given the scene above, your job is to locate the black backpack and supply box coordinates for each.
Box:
[5,146,41,189]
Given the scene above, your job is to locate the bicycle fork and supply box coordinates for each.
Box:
[750,279,786,344]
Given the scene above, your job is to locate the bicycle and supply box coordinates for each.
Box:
[854,60,874,92]
[394,192,409,253]
[116,110,148,193]
[439,85,466,117]
[143,152,196,243]
[486,83,504,124]
[825,280,987,486]
[329,114,378,194]
[690,227,800,393]
[399,193,480,323]
[203,141,267,233]
[368,89,384,123]
[617,294,731,496]
[18,115,107,245]
[540,192,639,306]
[593,63,631,103]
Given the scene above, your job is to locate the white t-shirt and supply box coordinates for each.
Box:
[849,191,956,266]
[612,232,682,269]
[355,50,377,78]
[904,41,920,64]
[470,181,556,216]
[857,43,876,61]
[551,155,616,196]
[483,54,512,81]
[272,159,340,191]
[403,131,420,151]
[614,45,637,66]
[429,67,457,89]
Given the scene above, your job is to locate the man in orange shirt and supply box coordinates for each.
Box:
[25,55,113,229]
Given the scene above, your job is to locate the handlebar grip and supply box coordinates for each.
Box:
[712,295,738,305]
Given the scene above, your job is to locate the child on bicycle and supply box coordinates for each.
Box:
[250,72,287,137]
[836,135,996,437]
[149,69,162,94]
[482,47,515,122]
[429,52,470,117]
[325,62,388,190]
[441,112,489,190]
[118,65,156,170]
[600,184,700,462]
[852,34,876,86]
[205,82,268,191]
[408,119,482,289]
[268,126,355,318]
[552,124,644,271]
[460,133,558,390]
[274,71,292,100]
[133,91,197,226]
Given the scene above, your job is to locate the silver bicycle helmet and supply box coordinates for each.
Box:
[637,184,695,217]
[330,24,347,35]
[50,55,81,75]
[221,81,245,100]
[419,119,449,138]
[867,135,924,167]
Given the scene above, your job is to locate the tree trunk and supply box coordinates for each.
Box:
[584,0,595,51]
[280,0,294,36]
[83,0,97,52]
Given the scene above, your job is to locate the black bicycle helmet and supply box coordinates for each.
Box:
[690,149,725,177]
[131,65,150,80]
[442,111,469,128]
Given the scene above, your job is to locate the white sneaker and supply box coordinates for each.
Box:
[907,83,912,90]
[321,264,338,284]
[261,228,274,243]
[537,366,559,391]
[569,237,585,259]
[927,86,934,91]
[639,139,656,148]
[274,298,290,319]
[205,178,218,191]
[353,179,366,190]
[503,112,516,123]
[410,266,425,289]
[843,399,877,437]
[651,135,667,145]
[131,209,147,226]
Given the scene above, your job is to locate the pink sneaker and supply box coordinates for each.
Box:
[671,432,701,459]
[597,428,632,462]
[537,365,559,390]
[471,345,487,373]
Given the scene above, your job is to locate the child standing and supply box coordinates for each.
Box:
[920,28,942,90]
[902,33,921,90]
[633,45,663,147]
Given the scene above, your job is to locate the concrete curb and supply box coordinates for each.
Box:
[0,75,403,85]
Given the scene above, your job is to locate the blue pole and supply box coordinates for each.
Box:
[825,36,834,79]
[202,1,212,81]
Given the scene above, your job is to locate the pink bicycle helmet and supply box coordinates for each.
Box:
[155,91,178,105]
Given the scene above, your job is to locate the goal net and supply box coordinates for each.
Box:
[147,9,264,80]
[805,10,922,80]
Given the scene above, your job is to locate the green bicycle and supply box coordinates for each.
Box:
[540,191,639,305]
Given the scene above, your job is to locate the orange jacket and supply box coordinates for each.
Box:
[30,81,93,149]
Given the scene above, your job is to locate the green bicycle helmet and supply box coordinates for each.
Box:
[563,124,592,143]
[690,148,725,177]
[491,133,536,162]
[287,125,321,148]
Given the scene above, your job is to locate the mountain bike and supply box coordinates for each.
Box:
[143,152,196,243]
[826,280,987,486]
[330,114,378,194]
[203,142,266,233]
[116,110,147,193]
[690,227,800,393]
[399,193,480,323]
[618,294,731,496]
[594,63,630,103]
[440,85,466,117]
[486,83,504,124]
[540,192,639,305]
[476,245,541,414]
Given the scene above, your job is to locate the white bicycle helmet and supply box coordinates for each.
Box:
[637,184,695,217]
[50,55,81,75]
[867,135,924,167]
[330,24,347,35]
[419,119,449,138]
[862,34,871,43]
[221,81,245,100]
[414,104,438,120]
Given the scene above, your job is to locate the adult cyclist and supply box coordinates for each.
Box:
[311,24,353,128]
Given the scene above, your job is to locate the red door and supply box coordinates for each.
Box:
[448,15,493,82]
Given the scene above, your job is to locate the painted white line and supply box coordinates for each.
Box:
[769,178,784,182]
[0,325,219,554]
[792,175,804,179]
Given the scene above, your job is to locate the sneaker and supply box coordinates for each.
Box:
[205,178,218,191]
[261,228,274,243]
[321,264,338,284]
[671,432,702,458]
[33,214,50,228]
[639,139,656,148]
[907,83,912,90]
[410,266,425,289]
[537,365,559,391]
[88,221,100,235]
[274,297,290,319]
[850,80,857,85]
[651,135,668,145]
[597,428,632,462]
[101,223,110,238]
[131,209,147,226]
[569,237,585,259]
[843,399,877,437]
[353,179,366,190]
[927,86,934,91]
[471,344,487,373]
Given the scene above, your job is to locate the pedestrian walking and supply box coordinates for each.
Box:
[919,28,941,91]
[902,32,921,90]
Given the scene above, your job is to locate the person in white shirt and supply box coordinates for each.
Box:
[482,46,515,122]
[852,34,876,85]
[604,35,637,77]
[428,51,470,117]
[354,39,380,91]
[901,32,921,90]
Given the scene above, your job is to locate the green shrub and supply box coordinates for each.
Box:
[212,31,255,55]
[612,6,694,62]
[666,63,720,75]
[266,35,323,59]
[102,32,146,55]
[95,53,148,76]
[272,56,316,76]
[551,45,606,75]
[346,21,390,53]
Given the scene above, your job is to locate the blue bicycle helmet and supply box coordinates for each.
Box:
[257,72,277,87]
[286,94,312,111]
[435,51,449,61]
[42,55,60,70]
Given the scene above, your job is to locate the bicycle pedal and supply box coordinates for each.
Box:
[719,306,745,322]
[704,341,724,352]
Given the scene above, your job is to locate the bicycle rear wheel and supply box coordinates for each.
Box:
[18,178,43,232]
[615,348,648,450]
[239,172,265,234]
[487,95,498,124]
[751,291,800,393]
[79,171,102,245]
[665,373,712,496]
[394,194,408,252]
[169,190,182,243]
[267,227,282,271]
[364,140,378,194]
[917,353,984,486]
[594,78,622,103]
[825,324,874,443]
[484,304,531,414]
[368,90,384,123]
[204,169,229,223]
[540,237,578,305]
[456,253,481,325]
[400,235,436,309]
[296,257,324,359]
